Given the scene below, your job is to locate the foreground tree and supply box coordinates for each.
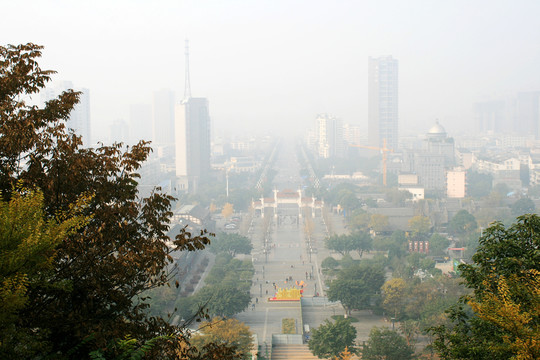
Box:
[0,44,214,358]
[361,327,414,360]
[430,215,540,359]
[0,188,88,353]
[308,318,356,359]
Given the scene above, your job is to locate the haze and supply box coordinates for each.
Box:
[2,0,540,139]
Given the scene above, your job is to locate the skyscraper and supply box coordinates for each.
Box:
[175,40,211,193]
[368,56,398,150]
[175,98,211,192]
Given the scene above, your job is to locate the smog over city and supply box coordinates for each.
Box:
[2,1,540,359]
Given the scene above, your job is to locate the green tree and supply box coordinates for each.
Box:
[372,231,407,258]
[361,327,414,360]
[466,170,492,198]
[325,232,372,257]
[430,214,540,360]
[0,43,213,359]
[448,210,477,237]
[428,233,450,256]
[327,263,384,314]
[308,318,357,359]
[511,197,535,216]
[209,232,252,256]
[321,256,339,270]
[191,317,253,360]
[0,188,88,353]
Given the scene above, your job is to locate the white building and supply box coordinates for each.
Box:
[447,168,466,198]
[315,114,345,158]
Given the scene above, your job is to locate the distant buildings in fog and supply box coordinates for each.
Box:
[474,91,540,139]
[41,81,91,146]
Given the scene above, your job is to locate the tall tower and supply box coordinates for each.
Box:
[368,56,398,150]
[175,40,211,193]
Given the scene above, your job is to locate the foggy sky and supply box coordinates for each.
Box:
[2,0,540,140]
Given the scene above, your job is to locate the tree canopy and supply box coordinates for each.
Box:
[361,327,414,360]
[191,317,253,359]
[448,210,477,237]
[430,214,540,359]
[0,43,213,358]
[209,232,252,256]
[327,263,384,313]
[308,318,357,359]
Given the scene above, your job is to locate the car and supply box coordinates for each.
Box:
[224,223,237,230]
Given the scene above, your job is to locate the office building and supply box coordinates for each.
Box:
[368,55,398,150]
[175,97,211,192]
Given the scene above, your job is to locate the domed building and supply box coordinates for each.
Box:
[424,121,455,166]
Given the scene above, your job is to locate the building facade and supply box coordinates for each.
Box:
[368,55,398,150]
[175,97,211,192]
[315,114,345,158]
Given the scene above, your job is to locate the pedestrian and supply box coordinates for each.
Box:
[256,298,258,303]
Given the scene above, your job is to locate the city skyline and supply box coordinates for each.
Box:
[3,1,540,141]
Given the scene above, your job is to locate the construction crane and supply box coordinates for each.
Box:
[350,139,394,186]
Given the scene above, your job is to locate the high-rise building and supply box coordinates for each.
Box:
[175,97,211,192]
[315,114,344,158]
[152,89,175,146]
[41,81,91,145]
[368,56,398,150]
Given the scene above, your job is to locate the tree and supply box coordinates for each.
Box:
[191,317,253,360]
[0,44,213,358]
[325,234,355,256]
[466,170,492,198]
[321,256,339,270]
[381,278,407,319]
[325,232,372,257]
[511,197,535,216]
[373,231,407,258]
[408,215,431,239]
[327,263,385,314]
[430,215,540,359]
[428,233,450,256]
[194,283,251,318]
[361,327,414,360]
[448,210,477,237]
[369,214,389,233]
[222,202,234,219]
[209,232,252,256]
[385,188,412,206]
[308,318,357,359]
[0,188,88,353]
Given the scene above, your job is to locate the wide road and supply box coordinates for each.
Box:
[235,138,339,348]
